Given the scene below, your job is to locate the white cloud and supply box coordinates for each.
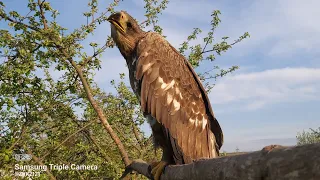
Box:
[210,68,320,110]
[160,0,219,21]
[223,0,320,57]
[143,0,320,57]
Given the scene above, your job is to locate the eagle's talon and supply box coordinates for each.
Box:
[150,161,168,180]
[150,161,160,168]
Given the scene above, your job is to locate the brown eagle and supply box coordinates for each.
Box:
[107,11,223,179]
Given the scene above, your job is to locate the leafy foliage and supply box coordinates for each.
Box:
[296,127,320,145]
[0,0,248,179]
[178,10,249,92]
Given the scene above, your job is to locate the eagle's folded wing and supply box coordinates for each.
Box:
[135,32,223,162]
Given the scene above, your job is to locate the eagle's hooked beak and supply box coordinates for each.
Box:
[107,12,126,33]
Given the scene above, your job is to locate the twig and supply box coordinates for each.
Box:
[201,39,240,54]
[113,125,141,152]
[74,0,121,40]
[41,120,95,160]
[71,118,113,162]
[80,44,107,67]
[0,13,41,32]
[138,135,154,159]
[8,101,29,151]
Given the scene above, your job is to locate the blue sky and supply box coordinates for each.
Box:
[2,0,320,152]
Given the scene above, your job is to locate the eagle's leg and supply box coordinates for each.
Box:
[150,147,171,180]
[148,116,173,180]
[151,161,168,180]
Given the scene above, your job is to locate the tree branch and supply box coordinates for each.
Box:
[26,147,56,180]
[58,47,130,166]
[73,0,121,41]
[8,121,27,151]
[38,0,48,29]
[8,101,29,150]
[41,120,95,160]
[0,13,41,32]
[139,135,154,159]
[132,123,143,150]
[113,125,141,152]
[70,118,113,162]
[201,38,242,55]
[79,37,114,67]
[82,130,113,162]
[122,143,320,180]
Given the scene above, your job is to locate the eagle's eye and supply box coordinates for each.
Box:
[121,15,124,19]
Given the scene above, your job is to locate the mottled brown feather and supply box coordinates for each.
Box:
[161,105,169,126]
[148,66,159,83]
[140,76,148,110]
[156,97,162,121]
[147,84,154,113]
[181,124,189,156]
[135,32,222,163]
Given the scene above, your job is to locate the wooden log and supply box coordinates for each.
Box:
[121,143,320,180]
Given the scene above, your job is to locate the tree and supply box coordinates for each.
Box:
[296,127,320,145]
[0,0,248,179]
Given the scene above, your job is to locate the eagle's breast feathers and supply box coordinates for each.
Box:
[132,32,221,162]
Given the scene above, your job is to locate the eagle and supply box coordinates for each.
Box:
[107,11,223,180]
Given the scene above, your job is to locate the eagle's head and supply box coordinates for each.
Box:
[107,11,144,58]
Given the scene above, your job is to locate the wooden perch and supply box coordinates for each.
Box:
[121,143,320,180]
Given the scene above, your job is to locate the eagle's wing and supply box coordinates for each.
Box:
[135,32,223,162]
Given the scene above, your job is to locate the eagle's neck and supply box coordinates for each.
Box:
[115,33,146,97]
[110,25,145,63]
[110,24,146,97]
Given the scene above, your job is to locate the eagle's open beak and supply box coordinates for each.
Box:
[107,15,125,33]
